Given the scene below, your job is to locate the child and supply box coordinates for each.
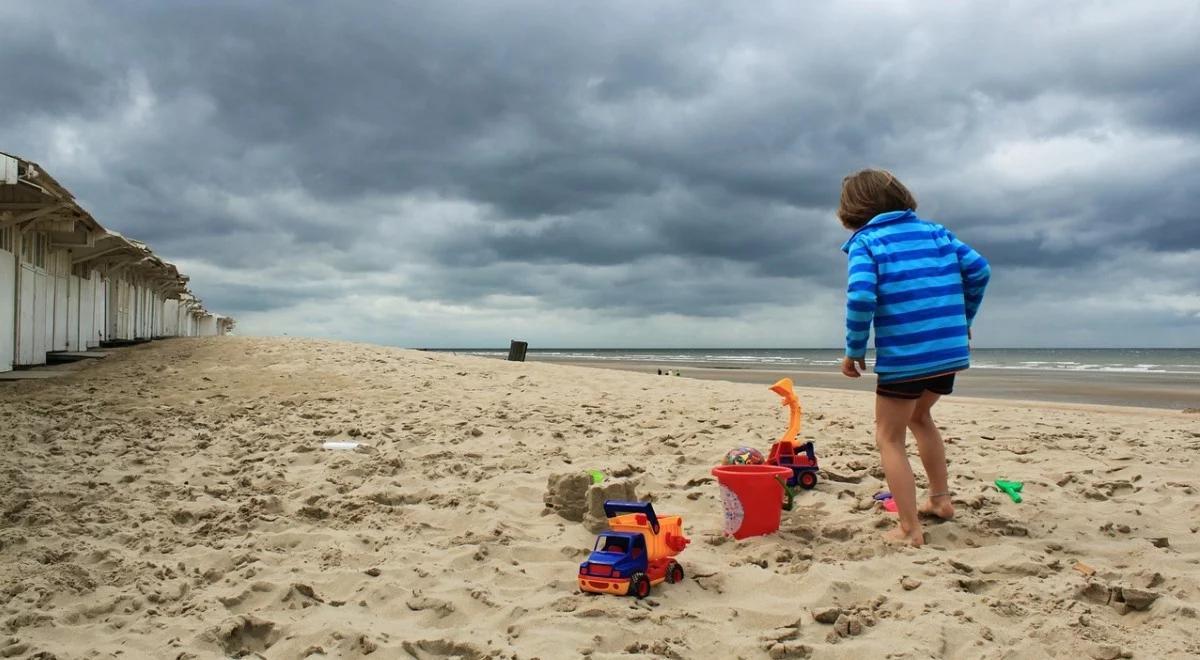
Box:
[837,169,990,546]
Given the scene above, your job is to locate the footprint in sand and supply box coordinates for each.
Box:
[204,615,280,656]
[281,583,325,610]
[400,639,491,659]
[216,581,276,613]
[406,594,456,617]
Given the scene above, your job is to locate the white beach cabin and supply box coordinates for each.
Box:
[2,152,233,372]
[1,152,108,370]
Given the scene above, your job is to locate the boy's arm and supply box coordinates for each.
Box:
[845,242,878,358]
[948,232,990,325]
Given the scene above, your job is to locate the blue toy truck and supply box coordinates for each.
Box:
[577,501,690,599]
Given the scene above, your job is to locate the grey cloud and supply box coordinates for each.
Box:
[1,1,1197,345]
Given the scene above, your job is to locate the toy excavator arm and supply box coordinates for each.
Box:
[769,378,803,447]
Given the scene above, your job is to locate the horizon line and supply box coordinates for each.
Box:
[419,346,1200,351]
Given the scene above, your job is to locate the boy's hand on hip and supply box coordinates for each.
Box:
[841,356,865,378]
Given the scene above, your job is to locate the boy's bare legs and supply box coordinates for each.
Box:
[875,394,924,546]
[909,390,955,519]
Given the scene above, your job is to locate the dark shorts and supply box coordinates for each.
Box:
[876,372,956,400]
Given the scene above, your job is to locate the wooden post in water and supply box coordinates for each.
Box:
[508,340,528,362]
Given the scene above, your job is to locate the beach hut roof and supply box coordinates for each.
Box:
[71,230,148,269]
[1,151,106,245]
[4,151,230,317]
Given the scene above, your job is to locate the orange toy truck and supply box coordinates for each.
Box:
[577,501,690,599]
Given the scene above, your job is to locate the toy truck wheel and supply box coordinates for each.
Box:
[666,561,684,584]
[629,573,651,599]
[799,471,818,490]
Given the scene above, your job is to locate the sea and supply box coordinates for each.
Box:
[451,348,1200,375]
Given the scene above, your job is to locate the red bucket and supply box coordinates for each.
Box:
[711,464,793,539]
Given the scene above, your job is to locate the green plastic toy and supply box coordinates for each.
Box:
[588,470,605,485]
[774,476,796,512]
[995,479,1023,503]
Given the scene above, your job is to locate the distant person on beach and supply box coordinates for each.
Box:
[837,169,991,546]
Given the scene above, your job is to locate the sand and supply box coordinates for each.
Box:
[1,337,1198,659]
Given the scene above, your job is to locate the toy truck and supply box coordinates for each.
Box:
[577,501,690,599]
[768,439,819,489]
[767,378,820,489]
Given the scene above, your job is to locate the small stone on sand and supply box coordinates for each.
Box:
[1117,587,1159,611]
[833,615,849,637]
[846,615,864,636]
[813,607,841,624]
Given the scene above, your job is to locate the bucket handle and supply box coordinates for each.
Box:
[774,476,796,511]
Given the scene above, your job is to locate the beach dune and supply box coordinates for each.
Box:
[1,338,1197,658]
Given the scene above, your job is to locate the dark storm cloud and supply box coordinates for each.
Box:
[0,41,105,120]
[1,1,1198,344]
[447,191,832,268]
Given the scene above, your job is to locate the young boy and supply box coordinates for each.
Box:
[837,169,990,547]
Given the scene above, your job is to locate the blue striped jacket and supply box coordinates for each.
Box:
[842,210,990,383]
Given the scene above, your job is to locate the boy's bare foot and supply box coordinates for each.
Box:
[883,525,925,547]
[918,494,955,520]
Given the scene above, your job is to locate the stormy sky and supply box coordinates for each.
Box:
[2,1,1198,348]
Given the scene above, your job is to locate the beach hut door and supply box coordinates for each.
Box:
[16,263,37,365]
[0,248,13,371]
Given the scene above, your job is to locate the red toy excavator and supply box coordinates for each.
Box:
[766,378,819,490]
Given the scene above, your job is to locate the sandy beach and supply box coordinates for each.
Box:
[2,337,1198,659]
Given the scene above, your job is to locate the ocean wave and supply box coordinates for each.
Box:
[452,350,1200,375]
[972,363,1200,374]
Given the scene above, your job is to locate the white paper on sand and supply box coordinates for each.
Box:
[322,441,361,450]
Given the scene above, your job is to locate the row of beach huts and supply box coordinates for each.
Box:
[0,151,232,373]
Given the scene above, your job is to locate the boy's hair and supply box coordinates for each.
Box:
[837,169,918,230]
